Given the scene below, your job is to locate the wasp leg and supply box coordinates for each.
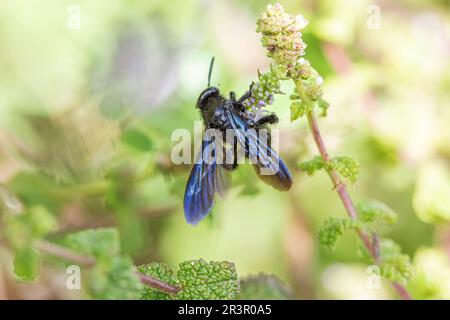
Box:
[221,139,238,171]
[237,82,255,104]
[255,113,279,126]
[222,162,238,171]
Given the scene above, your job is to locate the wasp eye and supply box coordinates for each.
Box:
[197,87,219,109]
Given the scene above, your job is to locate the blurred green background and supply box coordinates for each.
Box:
[0,0,449,299]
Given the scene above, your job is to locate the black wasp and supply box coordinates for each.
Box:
[184,58,292,225]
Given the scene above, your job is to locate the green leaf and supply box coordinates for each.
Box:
[4,205,57,251]
[8,172,62,213]
[177,259,239,300]
[317,98,330,116]
[139,260,239,300]
[27,206,58,237]
[379,239,414,285]
[238,274,293,300]
[121,128,153,152]
[290,100,313,121]
[329,156,359,184]
[299,156,325,175]
[13,246,40,282]
[356,200,398,224]
[357,237,413,285]
[63,228,143,299]
[4,215,30,250]
[319,217,360,249]
[138,263,178,300]
[89,256,143,300]
[63,228,120,263]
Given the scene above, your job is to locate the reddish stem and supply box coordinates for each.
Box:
[34,240,96,266]
[35,240,180,295]
[135,271,180,295]
[306,111,411,300]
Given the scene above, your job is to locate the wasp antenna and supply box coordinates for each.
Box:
[207,57,215,87]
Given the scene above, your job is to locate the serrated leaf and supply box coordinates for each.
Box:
[121,129,153,152]
[238,274,293,300]
[13,246,40,282]
[329,156,359,184]
[63,228,120,263]
[89,256,143,300]
[4,205,57,250]
[379,239,413,285]
[290,100,313,121]
[319,217,360,249]
[176,259,239,300]
[138,263,178,300]
[317,98,330,116]
[63,228,143,299]
[299,156,325,175]
[356,200,398,224]
[358,237,414,285]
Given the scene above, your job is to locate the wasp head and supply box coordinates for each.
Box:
[196,86,221,111]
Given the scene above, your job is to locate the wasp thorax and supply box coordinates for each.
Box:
[211,108,227,126]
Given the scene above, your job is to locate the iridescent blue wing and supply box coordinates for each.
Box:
[183,138,229,225]
[225,109,292,191]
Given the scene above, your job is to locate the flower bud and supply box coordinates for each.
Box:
[293,59,312,80]
[244,67,282,111]
[256,3,308,67]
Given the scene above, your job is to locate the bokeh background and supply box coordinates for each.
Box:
[0,0,450,299]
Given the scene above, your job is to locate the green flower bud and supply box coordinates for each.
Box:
[243,66,281,111]
[305,82,323,101]
[293,58,312,80]
[257,3,308,67]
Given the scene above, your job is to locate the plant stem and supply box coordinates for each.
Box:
[53,164,155,199]
[34,239,97,266]
[34,239,180,295]
[135,271,180,295]
[305,110,412,300]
